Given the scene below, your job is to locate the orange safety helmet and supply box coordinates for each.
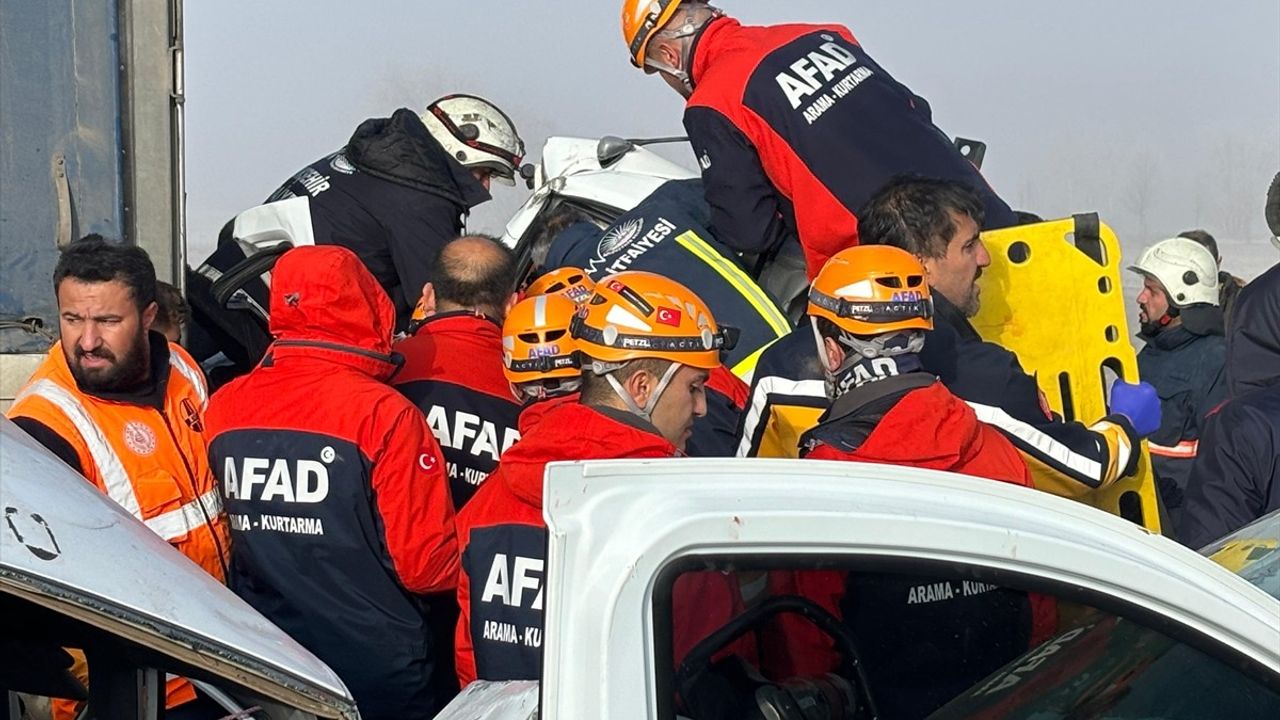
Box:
[571,270,735,370]
[622,0,691,68]
[502,294,582,391]
[807,246,934,336]
[526,267,596,305]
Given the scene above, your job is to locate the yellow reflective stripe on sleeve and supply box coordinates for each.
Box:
[168,351,209,408]
[13,379,144,520]
[145,488,223,541]
[674,231,791,337]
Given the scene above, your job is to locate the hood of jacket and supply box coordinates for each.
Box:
[267,245,401,380]
[499,402,675,508]
[345,108,491,210]
[1227,262,1280,395]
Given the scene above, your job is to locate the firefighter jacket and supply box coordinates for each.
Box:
[1182,263,1280,548]
[205,246,458,720]
[186,109,492,386]
[454,402,750,685]
[921,293,1141,497]
[545,179,791,378]
[1135,323,1226,535]
[264,109,491,327]
[739,295,1140,498]
[791,377,1052,718]
[394,311,523,508]
[683,17,1016,278]
[9,333,228,717]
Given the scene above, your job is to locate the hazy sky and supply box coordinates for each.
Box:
[185,1,1280,279]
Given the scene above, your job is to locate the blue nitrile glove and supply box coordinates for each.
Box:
[1109,380,1161,437]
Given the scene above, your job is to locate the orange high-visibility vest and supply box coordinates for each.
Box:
[7,340,229,716]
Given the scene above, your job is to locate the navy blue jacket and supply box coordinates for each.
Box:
[1182,262,1280,548]
[545,179,790,379]
[1136,323,1226,534]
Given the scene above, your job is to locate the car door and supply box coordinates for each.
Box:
[538,458,1280,719]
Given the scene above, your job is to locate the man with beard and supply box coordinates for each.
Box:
[1128,237,1227,536]
[740,178,1159,502]
[8,235,229,720]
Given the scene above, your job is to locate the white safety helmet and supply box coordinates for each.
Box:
[420,94,524,186]
[1127,237,1221,308]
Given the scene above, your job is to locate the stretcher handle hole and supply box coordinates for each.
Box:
[1097,277,1112,294]
[1008,241,1031,264]
[1105,325,1120,343]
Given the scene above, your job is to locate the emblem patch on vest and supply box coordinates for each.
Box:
[123,421,157,456]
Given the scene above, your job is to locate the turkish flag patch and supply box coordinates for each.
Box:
[656,306,682,327]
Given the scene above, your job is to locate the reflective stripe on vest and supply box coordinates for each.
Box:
[169,351,209,409]
[15,379,143,519]
[13,379,219,541]
[147,488,223,541]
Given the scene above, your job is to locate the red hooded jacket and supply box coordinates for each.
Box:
[205,245,458,719]
[455,401,753,685]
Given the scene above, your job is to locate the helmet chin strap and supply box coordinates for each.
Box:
[644,8,719,94]
[603,361,682,424]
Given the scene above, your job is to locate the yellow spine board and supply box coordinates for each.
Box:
[971,216,1163,533]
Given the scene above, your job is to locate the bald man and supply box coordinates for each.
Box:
[393,235,522,507]
[390,235,522,703]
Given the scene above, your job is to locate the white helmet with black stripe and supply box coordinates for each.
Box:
[420,94,524,186]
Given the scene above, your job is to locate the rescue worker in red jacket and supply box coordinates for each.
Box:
[526,265,751,458]
[454,271,747,685]
[8,236,229,720]
[621,1,1016,278]
[790,245,1052,718]
[394,235,522,508]
[205,246,458,719]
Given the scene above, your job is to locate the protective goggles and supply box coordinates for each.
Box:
[808,288,934,324]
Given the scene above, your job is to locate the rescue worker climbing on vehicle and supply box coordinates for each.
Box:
[742,177,1161,502]
[502,291,585,435]
[454,271,750,686]
[779,245,1053,719]
[204,245,459,719]
[187,94,524,383]
[393,235,522,509]
[1128,237,1227,536]
[621,0,1016,278]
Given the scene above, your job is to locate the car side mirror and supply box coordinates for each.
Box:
[597,136,636,169]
